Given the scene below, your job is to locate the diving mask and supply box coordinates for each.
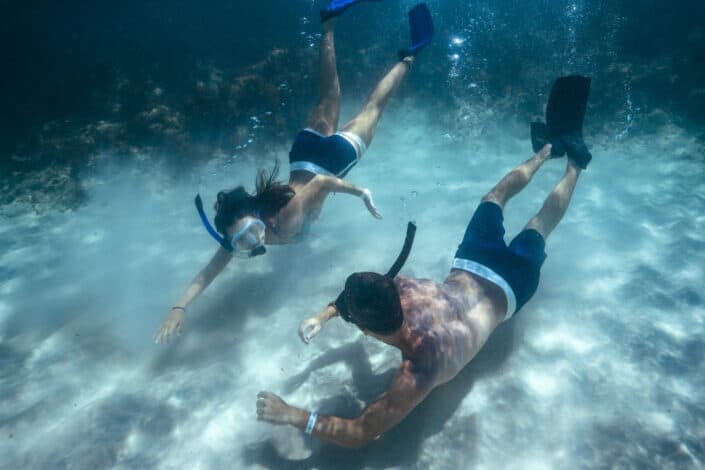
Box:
[194,194,267,258]
[230,217,266,258]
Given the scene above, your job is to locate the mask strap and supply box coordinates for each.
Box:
[385,222,417,278]
[195,194,233,252]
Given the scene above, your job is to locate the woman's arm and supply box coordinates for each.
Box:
[300,175,381,219]
[155,247,233,344]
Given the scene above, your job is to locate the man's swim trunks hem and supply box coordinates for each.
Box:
[289,128,367,178]
[452,258,517,321]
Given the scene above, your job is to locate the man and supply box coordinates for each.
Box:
[256,76,593,448]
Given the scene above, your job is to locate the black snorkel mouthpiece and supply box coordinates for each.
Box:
[194,194,233,252]
[249,245,266,257]
[334,221,417,322]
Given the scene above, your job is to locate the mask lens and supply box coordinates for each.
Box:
[231,217,265,254]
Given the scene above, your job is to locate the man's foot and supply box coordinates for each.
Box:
[560,132,592,169]
[530,122,566,157]
[320,0,382,23]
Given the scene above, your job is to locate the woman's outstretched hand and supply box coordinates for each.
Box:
[155,307,185,344]
[361,188,382,219]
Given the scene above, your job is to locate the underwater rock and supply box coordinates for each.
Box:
[1,46,317,211]
[1,164,85,210]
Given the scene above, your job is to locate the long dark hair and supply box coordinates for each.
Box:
[214,161,294,236]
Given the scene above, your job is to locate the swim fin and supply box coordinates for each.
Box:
[398,3,434,60]
[531,75,592,168]
[320,0,383,23]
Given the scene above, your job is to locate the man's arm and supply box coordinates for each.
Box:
[257,360,434,448]
[298,303,338,343]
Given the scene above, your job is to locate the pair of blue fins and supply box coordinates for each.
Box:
[321,0,434,60]
[321,0,592,168]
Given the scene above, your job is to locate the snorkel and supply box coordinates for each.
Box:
[334,221,417,323]
[384,221,416,278]
[195,194,233,252]
[194,194,267,257]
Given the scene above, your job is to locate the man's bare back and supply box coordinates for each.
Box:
[394,273,506,386]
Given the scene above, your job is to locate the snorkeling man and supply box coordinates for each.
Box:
[155,1,434,343]
[256,76,593,448]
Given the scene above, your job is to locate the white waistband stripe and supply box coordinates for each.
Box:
[452,258,517,321]
[303,127,326,137]
[289,161,335,176]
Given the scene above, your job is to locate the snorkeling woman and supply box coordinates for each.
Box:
[155,1,433,343]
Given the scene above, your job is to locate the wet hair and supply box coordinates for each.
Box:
[213,161,295,236]
[342,272,403,335]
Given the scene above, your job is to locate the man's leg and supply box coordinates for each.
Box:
[482,144,552,210]
[306,19,341,136]
[339,57,413,150]
[523,159,581,239]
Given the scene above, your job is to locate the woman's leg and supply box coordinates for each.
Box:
[339,57,413,151]
[305,19,341,136]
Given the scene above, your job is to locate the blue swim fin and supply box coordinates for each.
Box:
[320,0,383,23]
[398,3,434,60]
[531,75,592,168]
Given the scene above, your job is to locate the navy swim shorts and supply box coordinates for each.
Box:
[289,128,366,178]
[453,201,547,318]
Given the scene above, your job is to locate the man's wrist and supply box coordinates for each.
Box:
[324,303,338,320]
[290,407,309,428]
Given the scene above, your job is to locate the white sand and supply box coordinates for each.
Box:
[1,104,704,469]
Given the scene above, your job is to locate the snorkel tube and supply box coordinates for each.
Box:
[385,222,416,278]
[194,194,233,252]
[334,221,417,322]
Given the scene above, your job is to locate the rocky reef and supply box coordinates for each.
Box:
[2,3,703,212]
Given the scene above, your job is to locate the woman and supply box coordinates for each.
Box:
[156,2,430,343]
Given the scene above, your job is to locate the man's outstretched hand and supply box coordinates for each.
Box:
[257,391,300,426]
[298,315,324,344]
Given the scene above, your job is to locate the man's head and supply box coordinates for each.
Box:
[341,272,403,335]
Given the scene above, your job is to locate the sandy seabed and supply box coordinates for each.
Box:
[1,104,704,469]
